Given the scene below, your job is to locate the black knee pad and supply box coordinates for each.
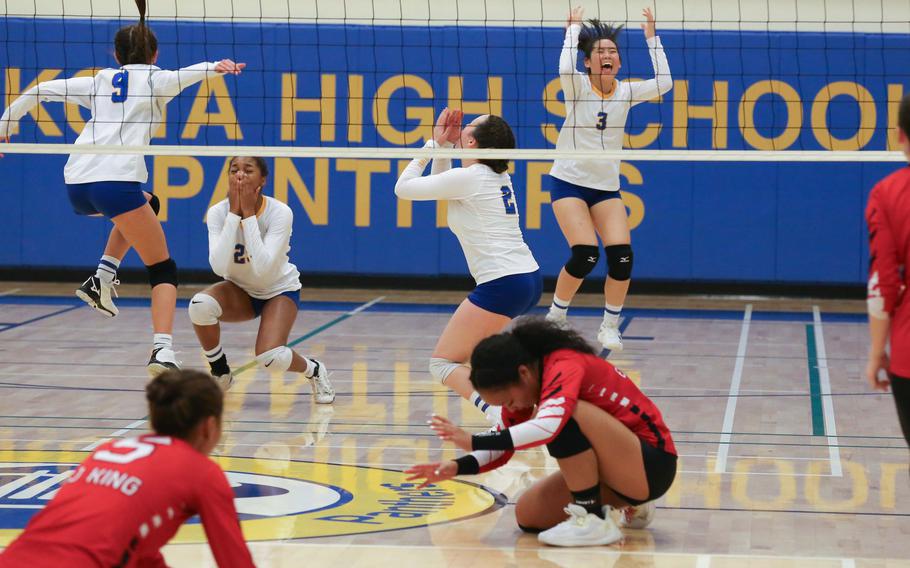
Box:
[147,193,160,215]
[546,418,592,459]
[147,258,178,288]
[564,244,600,279]
[605,244,633,281]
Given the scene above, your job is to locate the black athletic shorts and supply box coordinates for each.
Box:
[612,438,678,506]
[888,373,910,448]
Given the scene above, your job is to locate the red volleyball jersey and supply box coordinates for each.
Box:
[0,435,255,568]
[472,349,676,472]
[866,166,910,376]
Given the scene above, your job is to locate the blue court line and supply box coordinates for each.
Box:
[0,294,868,322]
[0,304,83,334]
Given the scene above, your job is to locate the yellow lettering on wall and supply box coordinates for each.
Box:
[336,159,392,227]
[395,159,413,227]
[448,76,503,117]
[623,78,663,148]
[436,201,449,228]
[273,158,330,225]
[181,75,243,140]
[731,458,796,509]
[348,74,364,143]
[373,74,434,145]
[888,84,904,151]
[880,462,909,508]
[152,156,204,221]
[619,162,645,230]
[541,78,565,146]
[805,460,867,510]
[811,81,876,150]
[5,68,63,136]
[281,73,336,142]
[204,158,234,216]
[524,161,552,229]
[739,80,802,150]
[672,80,729,148]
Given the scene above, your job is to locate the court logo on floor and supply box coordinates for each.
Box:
[0,451,504,544]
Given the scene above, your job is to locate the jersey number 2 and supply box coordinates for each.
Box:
[234,244,246,264]
[595,111,608,130]
[111,71,130,103]
[500,186,517,215]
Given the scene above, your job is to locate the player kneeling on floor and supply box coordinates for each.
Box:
[189,156,334,403]
[0,370,255,567]
[405,317,677,547]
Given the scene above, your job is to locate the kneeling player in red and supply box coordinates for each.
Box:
[0,370,255,567]
[406,318,677,547]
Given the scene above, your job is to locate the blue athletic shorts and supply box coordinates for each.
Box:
[250,289,300,318]
[549,175,620,208]
[66,181,148,218]
[468,270,543,318]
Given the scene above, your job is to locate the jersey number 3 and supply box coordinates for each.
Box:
[111,70,130,103]
[500,186,517,215]
[595,111,608,131]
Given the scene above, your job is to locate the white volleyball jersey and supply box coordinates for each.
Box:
[0,62,218,184]
[549,25,672,191]
[206,196,302,300]
[395,141,539,285]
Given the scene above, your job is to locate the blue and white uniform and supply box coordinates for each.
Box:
[206,196,302,315]
[0,62,220,217]
[549,25,672,203]
[395,141,542,317]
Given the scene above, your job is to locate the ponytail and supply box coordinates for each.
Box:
[114,0,159,65]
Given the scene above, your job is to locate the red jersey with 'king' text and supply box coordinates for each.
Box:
[867,166,910,376]
[471,349,675,473]
[0,435,255,568]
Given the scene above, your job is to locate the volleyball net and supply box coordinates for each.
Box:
[1,0,908,284]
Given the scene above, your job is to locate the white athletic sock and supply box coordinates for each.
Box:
[153,333,173,350]
[470,390,492,414]
[603,302,623,327]
[303,357,317,378]
[95,255,120,285]
[550,295,571,315]
[203,344,224,363]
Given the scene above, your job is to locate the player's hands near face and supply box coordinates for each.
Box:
[641,6,656,39]
[567,6,584,27]
[865,350,891,392]
[429,414,472,452]
[405,461,458,488]
[237,177,260,218]
[215,59,246,75]
[433,108,463,145]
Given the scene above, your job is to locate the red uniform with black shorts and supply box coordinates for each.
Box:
[464,349,677,504]
[0,435,255,568]
[866,165,910,446]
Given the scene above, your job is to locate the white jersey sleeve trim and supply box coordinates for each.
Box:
[395,142,479,201]
[151,62,220,101]
[0,76,95,137]
[627,36,672,104]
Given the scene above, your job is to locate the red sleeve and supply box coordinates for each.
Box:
[866,182,903,315]
[507,355,584,451]
[196,464,256,568]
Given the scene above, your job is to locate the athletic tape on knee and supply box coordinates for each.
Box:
[604,244,633,281]
[256,346,293,372]
[147,258,178,288]
[429,357,462,385]
[147,193,160,215]
[564,244,600,279]
[188,293,222,326]
[546,418,593,458]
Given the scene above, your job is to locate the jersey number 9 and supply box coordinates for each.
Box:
[111,71,130,103]
[500,186,517,215]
